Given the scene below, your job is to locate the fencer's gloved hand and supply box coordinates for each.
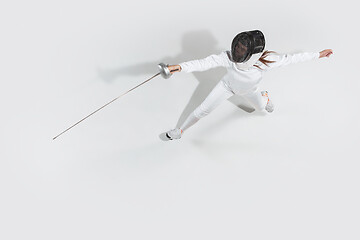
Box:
[168,65,182,73]
[319,49,333,58]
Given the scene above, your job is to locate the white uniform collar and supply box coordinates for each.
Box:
[235,51,264,70]
[227,50,264,71]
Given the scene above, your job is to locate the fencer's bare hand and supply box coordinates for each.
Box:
[319,49,333,58]
[168,65,182,73]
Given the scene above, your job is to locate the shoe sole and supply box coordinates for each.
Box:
[166,133,173,140]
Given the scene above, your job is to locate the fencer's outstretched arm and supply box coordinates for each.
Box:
[168,51,230,74]
[167,49,333,73]
[262,49,333,71]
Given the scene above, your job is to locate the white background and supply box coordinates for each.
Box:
[1,0,359,239]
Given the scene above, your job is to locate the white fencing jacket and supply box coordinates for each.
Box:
[179,50,320,95]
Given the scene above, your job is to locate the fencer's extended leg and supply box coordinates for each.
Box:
[164,81,233,140]
[179,81,234,132]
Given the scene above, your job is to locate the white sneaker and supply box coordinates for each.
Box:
[261,91,274,113]
[165,128,183,140]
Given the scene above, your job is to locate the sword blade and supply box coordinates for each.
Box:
[53,72,161,140]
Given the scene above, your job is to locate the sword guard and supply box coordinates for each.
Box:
[158,63,172,79]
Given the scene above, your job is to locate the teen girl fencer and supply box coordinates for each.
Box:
[163,30,333,141]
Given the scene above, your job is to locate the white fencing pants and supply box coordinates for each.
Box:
[241,88,267,112]
[179,81,267,132]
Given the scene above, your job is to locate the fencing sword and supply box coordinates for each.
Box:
[53,63,176,140]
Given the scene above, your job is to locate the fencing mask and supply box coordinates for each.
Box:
[230,30,265,70]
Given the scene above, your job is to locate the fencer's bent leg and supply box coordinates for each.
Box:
[180,81,234,132]
[242,89,267,112]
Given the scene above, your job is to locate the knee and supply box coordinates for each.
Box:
[254,105,266,112]
[253,102,267,112]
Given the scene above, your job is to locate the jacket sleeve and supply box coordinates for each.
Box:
[179,51,230,73]
[262,52,320,71]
